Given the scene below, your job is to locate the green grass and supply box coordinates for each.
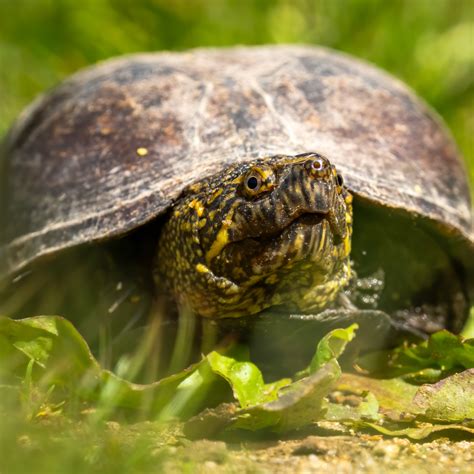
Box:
[0,0,473,185]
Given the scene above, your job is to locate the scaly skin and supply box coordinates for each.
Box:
[154,153,353,318]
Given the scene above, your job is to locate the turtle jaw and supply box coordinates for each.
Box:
[234,209,347,248]
[206,211,351,317]
[210,212,332,284]
[239,210,327,244]
[244,212,326,246]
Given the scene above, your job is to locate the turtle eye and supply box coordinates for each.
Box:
[336,174,344,187]
[246,175,260,191]
[243,172,262,195]
[241,166,275,198]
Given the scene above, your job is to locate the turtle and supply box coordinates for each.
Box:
[0,45,472,375]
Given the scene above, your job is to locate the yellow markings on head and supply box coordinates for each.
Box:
[316,221,327,252]
[343,233,351,257]
[292,180,302,198]
[265,274,278,285]
[256,166,274,182]
[206,226,230,264]
[345,260,352,277]
[248,303,264,314]
[205,203,236,264]
[188,199,205,217]
[208,188,224,204]
[293,232,304,250]
[233,267,247,279]
[196,263,211,274]
[136,147,148,157]
[345,193,353,204]
[188,182,204,193]
[217,294,242,305]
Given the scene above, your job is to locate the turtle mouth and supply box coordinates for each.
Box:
[244,212,326,245]
[209,211,330,283]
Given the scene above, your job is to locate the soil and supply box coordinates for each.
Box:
[158,430,474,473]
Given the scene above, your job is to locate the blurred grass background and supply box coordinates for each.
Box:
[0,0,472,186]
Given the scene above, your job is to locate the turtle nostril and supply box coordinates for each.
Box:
[305,157,328,178]
[312,160,323,171]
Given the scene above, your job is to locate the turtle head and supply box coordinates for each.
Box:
[154,153,352,318]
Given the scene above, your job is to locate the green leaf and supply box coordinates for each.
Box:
[326,391,380,422]
[223,324,359,432]
[413,331,474,371]
[0,316,221,419]
[233,359,341,432]
[155,361,220,422]
[0,316,97,381]
[187,325,360,433]
[336,373,419,418]
[358,421,474,440]
[309,324,358,374]
[461,307,474,339]
[413,369,474,421]
[357,330,474,381]
[337,370,474,422]
[206,351,291,408]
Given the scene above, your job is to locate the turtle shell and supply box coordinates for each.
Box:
[0,45,472,278]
